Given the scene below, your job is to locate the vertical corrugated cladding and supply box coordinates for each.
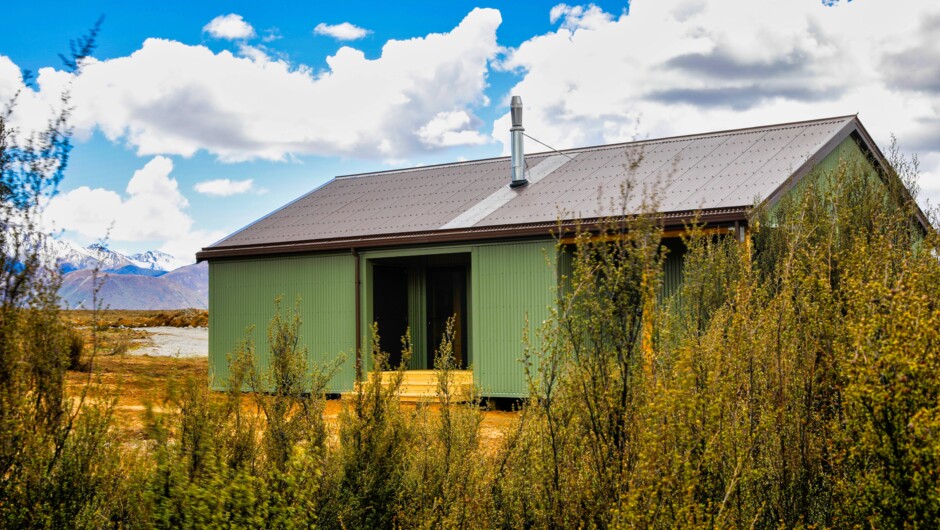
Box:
[208,253,357,393]
[472,239,558,397]
[407,266,427,370]
[660,238,686,301]
[557,244,574,297]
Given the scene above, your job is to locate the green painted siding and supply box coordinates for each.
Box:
[472,240,557,397]
[208,254,356,393]
[770,137,880,220]
[557,245,574,297]
[815,136,876,180]
[558,239,684,303]
[661,239,685,301]
[406,267,427,370]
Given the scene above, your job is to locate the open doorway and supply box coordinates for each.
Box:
[427,266,468,369]
[372,265,409,367]
[369,253,470,370]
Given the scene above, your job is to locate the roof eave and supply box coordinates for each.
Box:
[196,207,751,261]
[759,116,931,232]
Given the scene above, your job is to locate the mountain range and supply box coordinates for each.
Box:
[48,240,208,310]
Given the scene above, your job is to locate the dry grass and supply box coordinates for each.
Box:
[65,354,208,441]
[63,308,208,329]
[61,310,516,443]
[61,309,209,368]
[65,353,518,445]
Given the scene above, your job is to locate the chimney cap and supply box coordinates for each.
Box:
[510,96,523,128]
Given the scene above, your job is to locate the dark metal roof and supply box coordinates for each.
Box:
[199,115,863,260]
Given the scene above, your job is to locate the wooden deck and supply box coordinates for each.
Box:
[349,370,474,403]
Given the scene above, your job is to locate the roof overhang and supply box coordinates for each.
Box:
[761,117,931,232]
[197,115,932,263]
[196,206,750,261]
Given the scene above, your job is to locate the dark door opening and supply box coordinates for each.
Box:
[426,266,468,369]
[372,265,409,367]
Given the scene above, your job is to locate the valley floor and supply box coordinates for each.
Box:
[64,350,517,446]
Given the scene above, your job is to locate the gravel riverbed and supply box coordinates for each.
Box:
[133,326,208,358]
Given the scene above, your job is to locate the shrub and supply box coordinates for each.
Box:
[397,316,494,529]
[66,325,88,371]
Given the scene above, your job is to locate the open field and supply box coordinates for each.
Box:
[61,309,209,358]
[65,354,209,440]
[61,309,517,445]
[62,308,208,328]
[65,352,518,445]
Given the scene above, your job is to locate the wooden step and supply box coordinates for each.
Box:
[345,370,474,402]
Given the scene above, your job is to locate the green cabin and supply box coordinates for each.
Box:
[197,112,912,398]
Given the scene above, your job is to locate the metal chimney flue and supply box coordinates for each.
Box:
[509,96,528,188]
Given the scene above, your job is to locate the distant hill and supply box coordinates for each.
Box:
[42,238,207,310]
[59,262,208,310]
[161,262,209,300]
[47,240,188,275]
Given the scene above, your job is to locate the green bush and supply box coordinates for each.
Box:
[4,58,939,526]
[66,326,88,371]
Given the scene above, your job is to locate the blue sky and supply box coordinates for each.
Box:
[1,0,939,263]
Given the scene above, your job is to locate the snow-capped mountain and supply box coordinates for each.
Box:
[59,262,208,310]
[128,250,189,272]
[46,240,189,275]
[44,239,208,310]
[46,240,132,273]
[9,236,205,309]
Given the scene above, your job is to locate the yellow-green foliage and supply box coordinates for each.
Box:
[85,155,940,528]
[489,152,940,529]
[5,107,940,528]
[398,317,492,529]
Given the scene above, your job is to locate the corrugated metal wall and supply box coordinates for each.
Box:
[207,238,686,397]
[208,254,356,393]
[472,240,557,397]
[661,238,686,301]
[407,267,427,370]
[556,239,685,303]
[771,137,876,219]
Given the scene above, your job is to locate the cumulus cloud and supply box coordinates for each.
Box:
[158,229,227,261]
[261,28,283,43]
[203,14,255,40]
[494,0,940,206]
[549,4,613,30]
[43,157,218,262]
[194,178,255,196]
[880,14,940,95]
[416,110,489,147]
[1,8,500,162]
[314,22,371,41]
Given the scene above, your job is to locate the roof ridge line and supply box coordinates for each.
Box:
[333,115,858,181]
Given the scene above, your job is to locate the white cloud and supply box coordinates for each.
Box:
[203,14,255,40]
[494,0,940,208]
[194,178,255,196]
[262,28,283,43]
[0,8,500,163]
[6,3,940,210]
[549,4,613,30]
[314,22,371,41]
[43,157,215,262]
[236,43,271,63]
[0,56,74,145]
[417,110,489,147]
[158,229,227,262]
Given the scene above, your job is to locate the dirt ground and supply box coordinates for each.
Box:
[62,309,518,446]
[62,309,208,358]
[133,326,208,358]
[65,354,519,445]
[63,308,209,328]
